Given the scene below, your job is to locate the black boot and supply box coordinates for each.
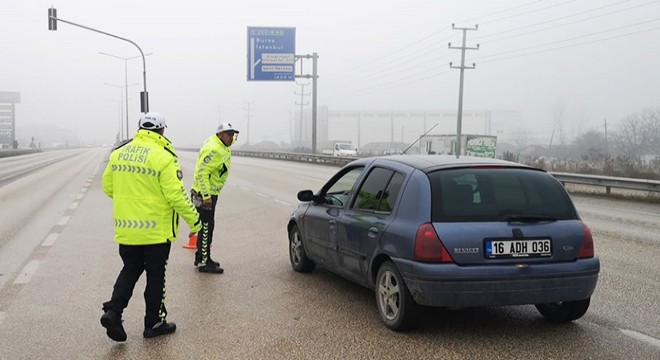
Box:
[100,310,127,342]
[198,262,224,274]
[194,257,220,267]
[143,321,177,338]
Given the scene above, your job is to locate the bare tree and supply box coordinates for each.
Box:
[613,111,646,159]
[508,127,531,151]
[573,130,607,160]
[639,107,660,155]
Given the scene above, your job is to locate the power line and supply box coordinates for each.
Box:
[324,3,660,101]
[323,67,453,100]
[456,0,546,24]
[480,0,581,26]
[326,1,648,87]
[478,25,660,64]
[474,0,659,44]
[474,17,660,61]
[325,50,455,87]
[325,0,556,79]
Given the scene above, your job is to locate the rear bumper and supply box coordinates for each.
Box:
[394,257,600,307]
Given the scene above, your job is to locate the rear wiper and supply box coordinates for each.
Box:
[505,215,558,223]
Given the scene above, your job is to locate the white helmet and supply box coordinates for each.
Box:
[138,112,167,130]
[216,122,239,134]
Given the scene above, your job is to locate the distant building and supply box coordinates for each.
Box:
[0,91,20,149]
[291,107,522,150]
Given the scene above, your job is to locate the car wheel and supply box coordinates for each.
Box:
[535,298,590,322]
[289,225,315,272]
[375,261,418,331]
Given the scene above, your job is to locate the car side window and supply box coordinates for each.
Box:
[323,167,364,207]
[353,167,404,213]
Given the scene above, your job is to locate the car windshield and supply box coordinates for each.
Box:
[428,167,577,222]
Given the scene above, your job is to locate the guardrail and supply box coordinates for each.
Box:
[231,150,354,167]
[551,172,660,194]
[0,149,42,158]
[181,149,660,194]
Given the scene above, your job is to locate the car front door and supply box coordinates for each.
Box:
[303,166,364,268]
[338,167,405,280]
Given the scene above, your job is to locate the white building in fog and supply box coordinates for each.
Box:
[291,107,523,150]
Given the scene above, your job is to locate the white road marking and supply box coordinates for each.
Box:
[80,188,88,193]
[13,260,40,284]
[42,233,60,247]
[621,329,660,350]
[57,216,71,226]
[274,199,290,206]
[75,193,84,200]
[69,202,79,210]
[255,192,268,198]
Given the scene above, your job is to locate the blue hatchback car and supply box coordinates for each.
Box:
[287,155,600,330]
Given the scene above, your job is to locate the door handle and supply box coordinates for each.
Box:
[368,227,378,237]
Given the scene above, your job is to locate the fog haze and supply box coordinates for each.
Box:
[1,0,658,149]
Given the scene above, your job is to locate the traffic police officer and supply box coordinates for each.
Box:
[100,112,202,341]
[190,122,238,273]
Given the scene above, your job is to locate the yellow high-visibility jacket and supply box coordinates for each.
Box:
[102,129,202,245]
[191,134,232,200]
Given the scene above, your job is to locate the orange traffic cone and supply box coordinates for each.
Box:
[183,233,198,249]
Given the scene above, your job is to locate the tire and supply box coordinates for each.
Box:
[375,261,418,331]
[535,297,590,322]
[289,225,315,272]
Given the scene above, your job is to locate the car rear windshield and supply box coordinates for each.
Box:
[428,167,577,222]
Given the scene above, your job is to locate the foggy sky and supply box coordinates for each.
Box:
[1,0,659,148]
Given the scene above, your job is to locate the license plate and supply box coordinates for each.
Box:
[485,239,551,259]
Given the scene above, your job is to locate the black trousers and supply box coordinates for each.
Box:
[195,195,218,265]
[103,242,171,328]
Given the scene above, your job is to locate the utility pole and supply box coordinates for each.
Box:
[243,102,254,145]
[604,119,608,155]
[390,112,394,143]
[294,82,310,145]
[449,24,479,158]
[357,112,361,149]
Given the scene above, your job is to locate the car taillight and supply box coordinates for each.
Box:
[413,223,454,263]
[577,222,595,258]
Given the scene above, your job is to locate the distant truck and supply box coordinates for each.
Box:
[322,142,358,157]
[420,134,497,158]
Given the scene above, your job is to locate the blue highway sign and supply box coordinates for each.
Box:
[247,27,296,81]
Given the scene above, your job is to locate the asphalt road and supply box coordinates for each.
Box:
[0,148,658,359]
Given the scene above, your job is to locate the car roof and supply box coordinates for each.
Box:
[352,155,536,174]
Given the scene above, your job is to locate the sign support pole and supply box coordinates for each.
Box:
[295,53,319,154]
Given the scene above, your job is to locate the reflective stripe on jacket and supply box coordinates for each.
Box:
[102,129,202,245]
[191,134,231,200]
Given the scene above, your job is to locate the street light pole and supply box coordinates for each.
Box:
[48,7,151,113]
[104,82,139,139]
[100,52,153,137]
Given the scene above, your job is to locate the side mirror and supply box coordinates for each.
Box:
[297,190,315,202]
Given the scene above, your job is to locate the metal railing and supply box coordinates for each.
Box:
[182,149,660,194]
[551,172,660,194]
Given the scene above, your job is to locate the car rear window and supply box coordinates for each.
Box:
[428,167,577,222]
